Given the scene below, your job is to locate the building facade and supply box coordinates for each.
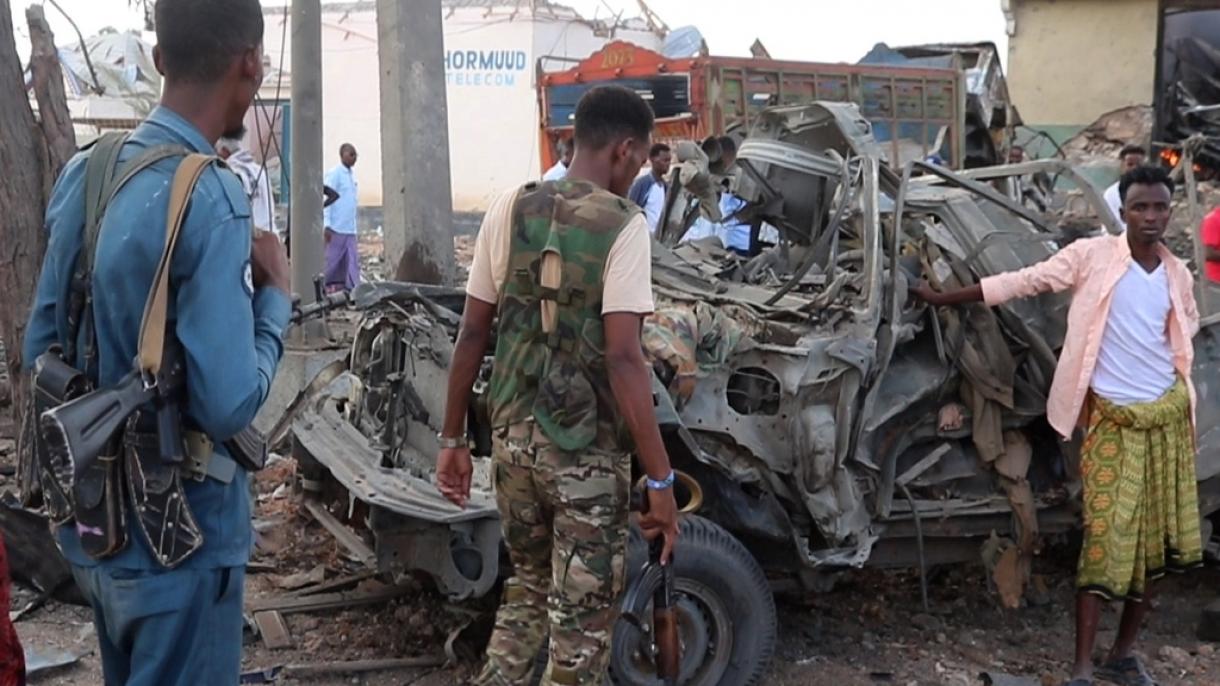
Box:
[1003,0,1220,150]
[1002,0,1158,136]
[262,1,663,212]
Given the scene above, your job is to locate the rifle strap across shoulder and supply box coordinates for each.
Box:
[66,132,128,367]
[68,135,192,374]
[137,154,216,377]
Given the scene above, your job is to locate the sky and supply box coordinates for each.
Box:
[566,0,1009,64]
[9,0,1009,69]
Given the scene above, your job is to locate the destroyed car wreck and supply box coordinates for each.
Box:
[290,102,1220,686]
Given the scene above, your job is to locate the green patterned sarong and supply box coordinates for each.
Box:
[1077,378,1203,601]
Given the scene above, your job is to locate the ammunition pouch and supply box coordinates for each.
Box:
[74,445,127,560]
[123,424,203,568]
[31,349,89,524]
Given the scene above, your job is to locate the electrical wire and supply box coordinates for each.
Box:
[249,6,290,239]
[900,483,931,612]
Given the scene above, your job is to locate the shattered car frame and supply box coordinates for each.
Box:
[290,102,1220,684]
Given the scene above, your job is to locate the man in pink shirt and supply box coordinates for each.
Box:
[914,165,1202,686]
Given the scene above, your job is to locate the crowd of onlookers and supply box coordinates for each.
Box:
[545,134,779,256]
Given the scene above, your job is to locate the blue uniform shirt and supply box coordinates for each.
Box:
[323,164,358,234]
[23,106,292,570]
[719,192,751,252]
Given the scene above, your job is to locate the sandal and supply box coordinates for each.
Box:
[1095,656,1158,686]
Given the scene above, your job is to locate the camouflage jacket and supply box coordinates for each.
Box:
[487,179,639,452]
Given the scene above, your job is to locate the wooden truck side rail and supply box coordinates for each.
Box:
[537,41,966,171]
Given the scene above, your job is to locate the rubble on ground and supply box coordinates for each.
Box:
[1060,105,1153,163]
[358,232,476,284]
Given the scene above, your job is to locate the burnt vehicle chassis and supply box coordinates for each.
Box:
[290,103,1220,686]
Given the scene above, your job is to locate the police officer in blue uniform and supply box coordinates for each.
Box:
[22,1,289,683]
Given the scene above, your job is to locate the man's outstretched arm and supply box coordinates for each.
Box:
[910,282,983,307]
[911,238,1089,308]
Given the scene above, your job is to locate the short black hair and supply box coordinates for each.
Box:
[649,143,671,158]
[718,136,738,156]
[155,0,263,84]
[340,143,356,155]
[1119,144,1147,159]
[701,136,722,159]
[573,86,654,151]
[1118,164,1174,203]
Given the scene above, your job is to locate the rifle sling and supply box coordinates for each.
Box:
[69,137,191,374]
[137,154,214,377]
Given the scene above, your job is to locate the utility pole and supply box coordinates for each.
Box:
[289,0,325,336]
[376,0,455,285]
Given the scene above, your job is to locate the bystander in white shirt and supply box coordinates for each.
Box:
[542,161,567,181]
[643,181,666,234]
[1103,182,1126,232]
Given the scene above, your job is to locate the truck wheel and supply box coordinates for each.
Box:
[609,515,776,686]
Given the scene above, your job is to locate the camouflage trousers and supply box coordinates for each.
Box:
[474,421,630,686]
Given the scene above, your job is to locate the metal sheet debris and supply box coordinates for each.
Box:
[24,645,87,677]
[288,98,1220,612]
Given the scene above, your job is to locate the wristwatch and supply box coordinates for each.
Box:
[645,471,675,491]
[437,433,465,449]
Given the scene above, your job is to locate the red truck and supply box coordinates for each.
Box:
[537,40,1015,172]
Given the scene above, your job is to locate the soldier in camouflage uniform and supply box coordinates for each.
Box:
[643,301,751,408]
[436,86,680,686]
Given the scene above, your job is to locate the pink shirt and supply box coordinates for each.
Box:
[981,234,1200,438]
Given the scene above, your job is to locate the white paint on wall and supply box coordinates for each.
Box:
[262,3,661,211]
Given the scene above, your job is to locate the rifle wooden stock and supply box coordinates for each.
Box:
[40,369,153,489]
[639,491,682,685]
[651,538,680,684]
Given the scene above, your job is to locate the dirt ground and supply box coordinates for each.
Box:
[12,454,1220,686]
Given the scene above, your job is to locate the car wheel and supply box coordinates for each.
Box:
[609,515,776,686]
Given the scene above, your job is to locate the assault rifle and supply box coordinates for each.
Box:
[38,273,352,496]
[621,472,703,685]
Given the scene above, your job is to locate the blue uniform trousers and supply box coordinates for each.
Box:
[71,564,245,686]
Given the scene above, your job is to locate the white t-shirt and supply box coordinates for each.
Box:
[227,149,278,237]
[1090,261,1176,405]
[542,161,568,181]
[643,181,666,234]
[466,187,655,315]
[1103,182,1125,232]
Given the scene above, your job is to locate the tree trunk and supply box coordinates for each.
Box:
[0,0,74,476]
[28,5,76,192]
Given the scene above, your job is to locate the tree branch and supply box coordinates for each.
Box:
[27,4,76,189]
[46,0,102,95]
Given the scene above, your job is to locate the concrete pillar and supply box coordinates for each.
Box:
[376,0,455,285]
[289,0,324,316]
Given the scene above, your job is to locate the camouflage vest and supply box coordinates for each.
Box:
[487,178,638,452]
